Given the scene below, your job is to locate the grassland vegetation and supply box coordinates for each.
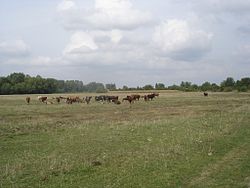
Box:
[0,91,250,187]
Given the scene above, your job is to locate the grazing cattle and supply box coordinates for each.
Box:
[26,97,31,104]
[122,96,135,104]
[85,96,92,104]
[147,93,156,100]
[66,97,73,104]
[204,92,208,97]
[56,97,60,103]
[131,94,140,101]
[143,93,157,101]
[38,96,48,103]
[153,92,159,97]
[67,96,81,103]
[144,95,149,101]
[52,97,61,103]
[95,95,106,102]
[107,96,119,103]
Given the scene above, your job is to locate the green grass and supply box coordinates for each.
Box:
[0,91,250,187]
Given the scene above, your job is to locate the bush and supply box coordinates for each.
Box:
[223,87,233,92]
[237,86,248,92]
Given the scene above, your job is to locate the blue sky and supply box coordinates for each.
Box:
[1,0,250,87]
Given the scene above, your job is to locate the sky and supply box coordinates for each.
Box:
[0,0,250,87]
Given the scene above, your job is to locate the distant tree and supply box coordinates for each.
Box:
[0,82,12,94]
[240,77,250,88]
[86,82,106,93]
[221,77,235,91]
[236,77,250,92]
[237,85,248,92]
[122,85,129,90]
[167,84,180,90]
[106,83,116,91]
[191,84,199,91]
[201,81,211,91]
[211,83,220,92]
[155,83,165,90]
[143,84,154,90]
[180,81,192,91]
[7,72,25,85]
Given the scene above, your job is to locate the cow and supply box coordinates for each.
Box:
[204,92,208,97]
[26,97,31,104]
[143,93,157,101]
[38,96,48,103]
[67,96,81,103]
[153,92,159,97]
[144,95,149,101]
[147,93,156,100]
[85,96,92,104]
[131,94,140,101]
[52,97,61,103]
[122,96,135,104]
[107,96,119,103]
[95,95,106,102]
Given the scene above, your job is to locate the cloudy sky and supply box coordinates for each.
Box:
[1,0,250,87]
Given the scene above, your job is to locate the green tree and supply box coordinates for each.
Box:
[143,84,154,90]
[221,77,235,91]
[7,73,25,85]
[86,82,107,93]
[201,81,211,91]
[122,85,129,90]
[167,84,180,90]
[180,81,192,91]
[155,83,165,90]
[106,83,116,91]
[211,83,220,92]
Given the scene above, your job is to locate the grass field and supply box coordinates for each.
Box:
[0,91,250,188]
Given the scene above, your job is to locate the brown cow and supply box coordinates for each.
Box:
[26,97,31,104]
[107,96,119,103]
[131,94,140,101]
[153,92,159,97]
[38,96,48,103]
[144,93,157,101]
[67,96,81,103]
[122,96,135,104]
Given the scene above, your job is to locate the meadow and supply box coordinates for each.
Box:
[0,91,250,188]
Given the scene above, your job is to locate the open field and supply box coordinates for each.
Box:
[0,91,250,187]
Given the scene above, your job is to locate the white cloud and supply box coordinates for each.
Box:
[0,40,30,58]
[57,0,76,11]
[110,30,123,43]
[153,19,213,61]
[201,0,250,14]
[57,0,153,30]
[64,31,98,54]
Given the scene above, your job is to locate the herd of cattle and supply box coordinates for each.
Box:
[25,93,160,105]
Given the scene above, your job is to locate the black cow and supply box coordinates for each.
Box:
[204,92,208,97]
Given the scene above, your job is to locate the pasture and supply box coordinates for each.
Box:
[0,91,250,187]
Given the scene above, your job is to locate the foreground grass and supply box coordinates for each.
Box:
[0,91,250,187]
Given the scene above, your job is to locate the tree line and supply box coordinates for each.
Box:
[0,73,107,95]
[121,77,250,92]
[0,73,249,95]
